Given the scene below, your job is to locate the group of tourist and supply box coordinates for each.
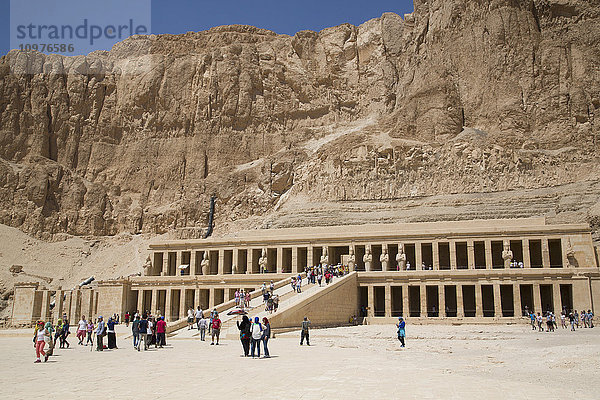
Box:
[236,315,271,357]
[129,311,168,351]
[234,289,251,309]
[529,308,594,332]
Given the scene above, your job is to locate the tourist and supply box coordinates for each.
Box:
[397,317,406,348]
[546,312,554,332]
[156,316,167,347]
[234,289,240,306]
[95,316,105,351]
[262,317,271,358]
[132,315,140,348]
[60,318,70,348]
[406,261,411,270]
[44,321,55,356]
[587,310,594,328]
[561,312,567,329]
[261,282,267,298]
[575,310,580,328]
[250,317,263,358]
[569,312,576,331]
[537,313,544,332]
[317,272,323,286]
[270,280,274,293]
[198,316,208,341]
[77,315,87,345]
[273,295,279,312]
[245,291,251,308]
[147,316,155,347]
[530,312,536,330]
[124,311,130,327]
[210,312,221,345]
[300,317,311,345]
[209,308,218,334]
[296,276,302,293]
[263,289,270,305]
[33,321,49,363]
[107,316,118,349]
[291,277,296,292]
[195,306,204,330]
[187,307,194,330]
[137,314,148,351]
[86,318,94,346]
[237,315,251,356]
[54,319,63,347]
[266,294,274,313]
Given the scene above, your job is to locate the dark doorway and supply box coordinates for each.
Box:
[374,286,385,317]
[462,285,476,317]
[445,286,457,317]
[510,240,524,264]
[560,284,573,313]
[474,241,486,269]
[355,245,365,271]
[491,241,503,268]
[481,285,495,317]
[422,243,433,270]
[529,240,543,268]
[372,245,382,271]
[548,239,563,268]
[500,285,515,317]
[409,286,421,317]
[391,286,403,317]
[359,287,368,318]
[438,242,450,270]
[282,248,293,273]
[520,284,534,315]
[456,242,468,269]
[426,286,439,317]
[540,284,554,313]
[405,244,416,270]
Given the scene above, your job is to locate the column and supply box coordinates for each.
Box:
[385,285,392,317]
[292,247,299,274]
[276,247,284,274]
[552,283,562,313]
[449,240,457,270]
[420,284,427,317]
[39,291,50,321]
[542,239,551,268]
[232,249,239,274]
[493,284,502,317]
[165,288,173,321]
[367,286,375,318]
[416,243,423,270]
[402,285,409,317]
[561,238,570,268]
[162,252,168,276]
[191,251,198,276]
[514,284,522,317]
[485,240,493,269]
[218,249,225,275]
[209,288,215,309]
[71,289,80,322]
[523,240,531,268]
[247,249,255,274]
[456,285,464,318]
[224,288,231,302]
[439,285,446,318]
[307,246,314,267]
[194,289,200,309]
[151,289,158,315]
[467,240,475,269]
[533,282,542,313]
[475,283,483,317]
[55,289,64,324]
[137,290,144,313]
[179,289,187,321]
[432,241,440,270]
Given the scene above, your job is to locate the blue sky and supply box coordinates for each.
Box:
[0,0,414,57]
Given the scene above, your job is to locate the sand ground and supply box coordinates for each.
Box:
[2,323,599,400]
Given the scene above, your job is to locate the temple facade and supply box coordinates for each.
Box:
[11,218,600,327]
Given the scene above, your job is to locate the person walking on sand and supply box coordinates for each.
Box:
[107,317,118,349]
[95,316,105,351]
[262,317,271,358]
[132,315,140,348]
[137,315,148,351]
[211,312,221,345]
[537,313,544,332]
[77,316,87,345]
[187,307,195,330]
[530,312,536,330]
[195,306,204,330]
[156,316,167,348]
[198,315,208,341]
[250,317,263,358]
[86,319,94,346]
[569,312,576,331]
[61,318,70,348]
[33,321,49,363]
[397,316,406,348]
[237,315,251,357]
[300,317,311,346]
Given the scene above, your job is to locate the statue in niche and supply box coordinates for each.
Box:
[348,248,356,270]
[320,247,329,266]
[396,244,407,271]
[380,247,389,270]
[143,256,152,276]
[259,248,268,273]
[502,242,513,269]
[363,247,373,271]
[201,252,210,275]
[565,238,577,267]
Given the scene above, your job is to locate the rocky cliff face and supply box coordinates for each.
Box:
[0,0,599,241]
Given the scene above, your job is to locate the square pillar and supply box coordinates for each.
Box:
[420,284,427,316]
[475,283,483,317]
[209,288,215,310]
[439,285,446,318]
[276,247,284,274]
[137,290,144,314]
[513,284,522,317]
[553,283,562,313]
[415,243,423,270]
[247,249,255,274]
[432,242,440,270]
[467,240,475,269]
[292,247,299,274]
[54,290,64,324]
[523,240,531,268]
[367,286,375,318]
[449,240,457,270]
[493,284,502,317]
[190,251,197,276]
[218,250,225,275]
[542,239,551,268]
[385,285,392,317]
[162,253,168,276]
[179,289,187,320]
[561,238,570,268]
[456,285,464,318]
[40,291,50,321]
[232,250,239,274]
[485,240,493,269]
[151,289,158,316]
[533,282,542,313]
[307,246,315,267]
[402,285,409,318]
[194,289,200,309]
[165,288,173,321]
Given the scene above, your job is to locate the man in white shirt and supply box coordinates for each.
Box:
[195,307,204,330]
[77,316,87,345]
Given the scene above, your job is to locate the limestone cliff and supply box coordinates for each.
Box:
[0,0,599,242]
